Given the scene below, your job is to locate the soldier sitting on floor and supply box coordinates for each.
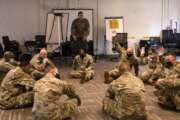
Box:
[0,51,19,84]
[33,68,81,120]
[70,48,94,84]
[139,50,165,85]
[30,48,60,80]
[155,54,180,110]
[104,47,139,84]
[0,65,36,110]
[103,60,147,120]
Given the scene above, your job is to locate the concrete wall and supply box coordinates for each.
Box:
[0,0,179,54]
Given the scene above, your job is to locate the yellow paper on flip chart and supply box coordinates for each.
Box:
[109,20,119,29]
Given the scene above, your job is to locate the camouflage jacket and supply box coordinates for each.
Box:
[108,72,145,98]
[71,18,90,38]
[105,72,146,118]
[33,74,80,114]
[0,58,19,72]
[0,67,35,102]
[73,54,94,70]
[30,54,56,73]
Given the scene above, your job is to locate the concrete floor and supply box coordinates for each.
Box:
[0,60,180,120]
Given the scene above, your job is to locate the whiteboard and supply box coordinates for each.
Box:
[46,13,69,52]
[53,9,93,41]
[105,17,124,55]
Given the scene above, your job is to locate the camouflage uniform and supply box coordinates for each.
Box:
[155,62,180,110]
[0,53,20,84]
[105,44,139,84]
[33,74,81,120]
[127,54,139,76]
[71,17,90,40]
[104,43,127,84]
[103,72,147,120]
[0,67,35,110]
[139,54,165,84]
[30,54,57,80]
[112,42,127,62]
[70,54,94,83]
[0,59,16,84]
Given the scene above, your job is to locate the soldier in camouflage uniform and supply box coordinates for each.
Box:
[0,51,19,84]
[155,55,180,110]
[104,47,139,84]
[33,69,81,120]
[0,67,35,110]
[70,48,94,84]
[112,36,127,62]
[71,11,90,41]
[139,51,165,85]
[103,60,147,120]
[30,48,59,80]
[126,48,139,76]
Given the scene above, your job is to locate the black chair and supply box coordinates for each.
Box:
[0,43,4,58]
[149,37,161,48]
[87,40,94,55]
[139,40,151,57]
[24,41,36,54]
[115,33,128,49]
[2,36,20,60]
[174,33,180,49]
[61,41,72,57]
[71,40,88,57]
[34,35,46,53]
[162,30,176,48]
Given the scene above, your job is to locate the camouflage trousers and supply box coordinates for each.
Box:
[70,69,94,83]
[103,97,147,120]
[147,112,162,120]
[105,66,139,84]
[155,87,180,110]
[104,68,119,84]
[0,90,34,110]
[139,69,165,84]
[31,70,45,80]
[0,72,7,85]
[33,99,78,120]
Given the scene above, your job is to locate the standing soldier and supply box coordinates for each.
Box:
[33,69,81,120]
[71,11,90,41]
[126,47,139,76]
[70,48,94,84]
[103,60,147,120]
[0,67,35,110]
[30,48,59,80]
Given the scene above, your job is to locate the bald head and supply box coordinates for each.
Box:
[39,48,47,59]
[119,60,130,75]
[127,48,133,54]
[126,48,134,57]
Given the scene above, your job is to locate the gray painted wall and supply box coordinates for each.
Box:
[0,0,179,54]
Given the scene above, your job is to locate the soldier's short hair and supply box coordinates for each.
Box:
[4,51,15,61]
[19,54,32,66]
[119,59,130,71]
[78,11,83,15]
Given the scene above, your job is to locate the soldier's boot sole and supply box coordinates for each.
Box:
[104,71,110,84]
[62,117,72,120]
[80,71,86,84]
